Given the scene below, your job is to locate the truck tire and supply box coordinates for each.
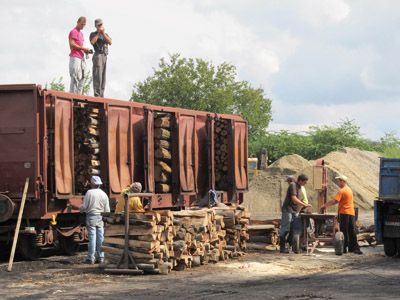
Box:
[383,238,397,257]
[292,234,300,254]
[334,232,344,256]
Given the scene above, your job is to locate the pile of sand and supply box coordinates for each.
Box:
[244,148,380,220]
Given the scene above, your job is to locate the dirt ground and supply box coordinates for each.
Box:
[1,245,399,300]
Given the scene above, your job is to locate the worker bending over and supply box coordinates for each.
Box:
[321,175,362,255]
[280,174,312,253]
[115,182,144,213]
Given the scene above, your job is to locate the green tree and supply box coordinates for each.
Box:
[131,54,272,138]
[250,119,398,162]
[45,73,92,95]
[307,119,375,158]
[82,72,92,96]
[46,77,65,91]
[378,132,400,158]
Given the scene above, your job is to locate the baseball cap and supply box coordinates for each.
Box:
[335,174,348,182]
[286,175,295,182]
[90,176,103,185]
[129,182,142,193]
[95,18,103,27]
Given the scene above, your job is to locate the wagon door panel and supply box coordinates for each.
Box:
[233,121,248,190]
[207,117,215,190]
[178,114,196,192]
[54,98,74,197]
[144,109,154,193]
[108,106,132,194]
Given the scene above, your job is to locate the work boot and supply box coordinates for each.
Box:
[279,240,289,253]
[95,258,105,264]
[352,249,363,255]
[84,259,95,265]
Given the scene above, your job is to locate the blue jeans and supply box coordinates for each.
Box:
[280,212,303,243]
[86,215,104,262]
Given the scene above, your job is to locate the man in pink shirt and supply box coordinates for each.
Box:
[68,16,91,94]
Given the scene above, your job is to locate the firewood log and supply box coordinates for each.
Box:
[155,160,172,173]
[155,128,171,139]
[90,160,100,167]
[155,171,169,183]
[155,147,172,160]
[154,117,171,128]
[104,237,160,251]
[104,225,158,236]
[155,139,170,149]
[89,167,100,175]
[156,183,171,193]
[88,127,99,136]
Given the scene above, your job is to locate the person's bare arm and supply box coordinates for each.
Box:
[69,38,90,53]
[291,195,311,208]
[90,33,100,45]
[321,199,338,210]
[104,33,112,45]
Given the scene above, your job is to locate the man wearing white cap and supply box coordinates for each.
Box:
[321,174,362,255]
[80,175,110,264]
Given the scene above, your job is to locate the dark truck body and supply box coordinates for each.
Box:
[0,84,248,255]
[374,158,400,256]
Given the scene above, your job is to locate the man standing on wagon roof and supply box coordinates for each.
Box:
[90,18,112,97]
[68,16,92,94]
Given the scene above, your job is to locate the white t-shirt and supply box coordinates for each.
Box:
[80,188,110,216]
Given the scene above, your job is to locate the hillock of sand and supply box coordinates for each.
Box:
[244,148,380,220]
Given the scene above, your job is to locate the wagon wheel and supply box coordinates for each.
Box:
[59,235,80,256]
[18,234,42,260]
[334,231,344,256]
[383,238,397,257]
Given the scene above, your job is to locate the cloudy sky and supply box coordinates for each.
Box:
[1,0,399,140]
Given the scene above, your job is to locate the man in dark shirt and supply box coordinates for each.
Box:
[279,174,311,253]
[90,18,112,97]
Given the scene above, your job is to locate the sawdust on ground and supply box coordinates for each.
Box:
[244,148,380,220]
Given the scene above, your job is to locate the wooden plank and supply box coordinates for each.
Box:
[102,245,155,259]
[104,237,160,250]
[104,225,157,237]
[7,178,29,272]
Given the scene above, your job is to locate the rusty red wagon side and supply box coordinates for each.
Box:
[0,84,248,259]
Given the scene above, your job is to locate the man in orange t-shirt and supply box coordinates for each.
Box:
[321,174,362,254]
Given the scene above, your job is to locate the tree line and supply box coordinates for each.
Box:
[47,54,400,162]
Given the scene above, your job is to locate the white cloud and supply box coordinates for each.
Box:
[0,0,399,140]
[297,0,351,26]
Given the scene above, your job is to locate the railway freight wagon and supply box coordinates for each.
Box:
[0,84,248,259]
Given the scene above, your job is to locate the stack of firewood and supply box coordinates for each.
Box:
[214,119,229,190]
[248,224,279,246]
[101,207,251,274]
[213,206,250,254]
[102,211,174,274]
[171,209,227,270]
[154,113,172,193]
[74,104,101,194]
